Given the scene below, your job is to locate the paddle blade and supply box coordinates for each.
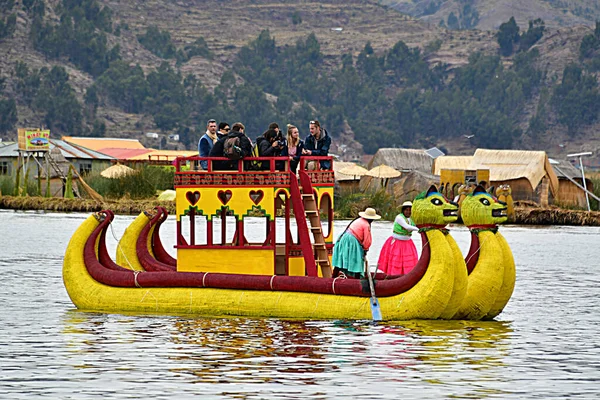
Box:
[370,297,382,321]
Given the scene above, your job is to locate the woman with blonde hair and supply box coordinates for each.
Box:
[281,124,304,172]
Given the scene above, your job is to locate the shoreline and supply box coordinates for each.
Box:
[1,195,599,226]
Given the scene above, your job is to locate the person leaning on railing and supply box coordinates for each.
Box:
[209,122,253,170]
[302,119,331,170]
[198,118,218,170]
[281,124,304,173]
[255,129,283,170]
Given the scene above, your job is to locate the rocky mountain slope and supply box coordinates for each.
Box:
[0,0,599,162]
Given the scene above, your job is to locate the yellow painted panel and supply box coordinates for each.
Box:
[178,248,274,275]
[288,257,306,276]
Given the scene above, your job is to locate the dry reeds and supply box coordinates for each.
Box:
[0,195,175,215]
[514,205,600,226]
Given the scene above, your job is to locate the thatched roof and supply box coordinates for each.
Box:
[368,148,434,174]
[433,149,559,196]
[391,170,439,204]
[432,156,474,175]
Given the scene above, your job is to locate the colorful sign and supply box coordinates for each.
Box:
[17,128,50,151]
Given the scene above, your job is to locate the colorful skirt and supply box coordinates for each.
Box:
[377,236,418,275]
[332,232,365,277]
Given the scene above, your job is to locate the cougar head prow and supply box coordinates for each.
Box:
[412,185,459,227]
[461,185,508,226]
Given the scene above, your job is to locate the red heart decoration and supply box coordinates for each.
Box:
[218,190,232,205]
[249,190,264,205]
[186,191,201,206]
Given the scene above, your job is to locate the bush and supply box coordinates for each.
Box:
[335,189,400,221]
[83,165,174,199]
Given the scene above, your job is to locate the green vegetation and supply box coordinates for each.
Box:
[579,21,600,71]
[14,63,83,134]
[590,173,600,211]
[551,63,600,132]
[30,0,119,76]
[497,17,545,56]
[83,165,174,199]
[0,13,16,39]
[335,189,400,221]
[445,0,479,30]
[5,9,600,154]
[138,26,176,59]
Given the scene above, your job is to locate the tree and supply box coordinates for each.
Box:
[0,98,17,133]
[520,19,545,52]
[497,17,520,56]
[137,26,176,59]
[447,12,459,30]
[0,13,16,38]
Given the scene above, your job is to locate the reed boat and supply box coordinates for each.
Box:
[63,156,515,320]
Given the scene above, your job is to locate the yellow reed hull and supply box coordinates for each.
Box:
[63,215,456,320]
[453,230,505,320]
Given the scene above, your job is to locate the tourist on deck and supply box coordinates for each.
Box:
[377,201,419,275]
[209,122,253,170]
[268,122,280,136]
[281,124,304,173]
[198,119,218,169]
[256,128,284,170]
[302,119,331,170]
[217,122,230,139]
[332,207,381,279]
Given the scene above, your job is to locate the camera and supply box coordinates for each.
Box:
[276,139,286,148]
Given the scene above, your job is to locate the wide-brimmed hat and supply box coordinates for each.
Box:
[401,201,413,209]
[359,207,381,220]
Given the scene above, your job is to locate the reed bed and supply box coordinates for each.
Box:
[514,206,600,226]
[0,196,175,215]
[83,165,174,200]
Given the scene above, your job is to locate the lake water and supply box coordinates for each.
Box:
[1,210,599,399]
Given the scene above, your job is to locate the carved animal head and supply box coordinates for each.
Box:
[495,184,512,198]
[412,185,459,226]
[461,185,508,226]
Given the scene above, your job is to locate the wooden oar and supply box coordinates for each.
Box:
[365,257,382,321]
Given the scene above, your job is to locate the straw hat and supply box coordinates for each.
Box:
[401,201,413,209]
[359,207,382,220]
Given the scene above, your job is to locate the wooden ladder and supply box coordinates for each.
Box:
[299,171,332,278]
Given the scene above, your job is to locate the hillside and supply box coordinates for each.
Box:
[0,0,599,164]
[382,0,600,30]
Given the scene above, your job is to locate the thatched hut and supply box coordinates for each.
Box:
[433,149,559,206]
[362,148,437,192]
[390,170,439,204]
[550,158,595,208]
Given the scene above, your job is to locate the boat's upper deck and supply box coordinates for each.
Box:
[173,156,335,188]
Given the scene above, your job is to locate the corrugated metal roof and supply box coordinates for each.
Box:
[0,142,19,157]
[549,158,584,179]
[62,136,146,150]
[0,140,114,160]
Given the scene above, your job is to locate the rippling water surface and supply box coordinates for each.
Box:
[1,211,599,399]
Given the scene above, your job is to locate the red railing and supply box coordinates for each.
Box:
[174,156,333,173]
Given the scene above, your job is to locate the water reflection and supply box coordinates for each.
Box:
[3,212,600,398]
[170,318,331,383]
